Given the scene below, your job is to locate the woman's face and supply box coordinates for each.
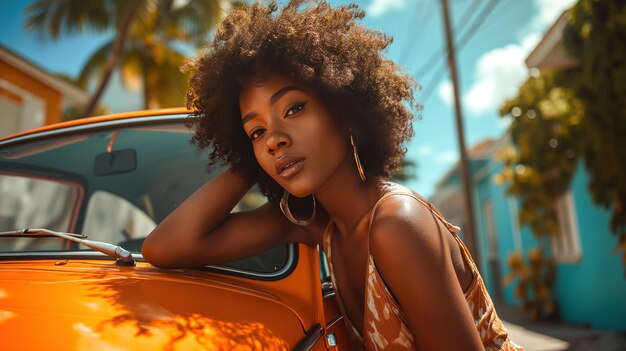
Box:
[239,72,349,197]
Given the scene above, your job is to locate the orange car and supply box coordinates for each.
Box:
[0,108,350,350]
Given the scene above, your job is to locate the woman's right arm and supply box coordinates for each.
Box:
[141,169,307,268]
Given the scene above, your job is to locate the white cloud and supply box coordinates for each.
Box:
[531,0,577,31]
[459,0,575,117]
[367,0,407,18]
[417,144,433,157]
[435,150,458,164]
[463,34,541,116]
[498,117,512,129]
[438,80,454,106]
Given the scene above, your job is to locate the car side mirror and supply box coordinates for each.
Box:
[93,149,137,176]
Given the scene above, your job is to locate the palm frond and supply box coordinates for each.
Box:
[119,49,145,91]
[145,46,188,108]
[76,40,114,88]
[166,0,230,47]
[27,0,242,111]
[25,0,111,40]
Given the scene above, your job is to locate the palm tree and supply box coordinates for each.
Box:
[25,0,237,115]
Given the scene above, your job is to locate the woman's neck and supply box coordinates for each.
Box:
[314,156,384,237]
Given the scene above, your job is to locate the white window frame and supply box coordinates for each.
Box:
[551,191,582,263]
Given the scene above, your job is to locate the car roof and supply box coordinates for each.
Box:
[0,107,206,222]
[0,107,191,143]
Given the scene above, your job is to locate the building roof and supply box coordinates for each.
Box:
[438,137,496,178]
[525,10,579,70]
[467,138,496,158]
[429,138,499,204]
[0,44,89,105]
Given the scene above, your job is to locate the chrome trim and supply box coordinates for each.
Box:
[323,291,335,299]
[326,314,344,329]
[294,323,324,351]
[326,333,337,348]
[0,228,135,266]
[0,243,296,279]
[205,244,296,279]
[0,114,191,148]
[0,251,145,261]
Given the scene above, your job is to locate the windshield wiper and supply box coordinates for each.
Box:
[0,228,135,266]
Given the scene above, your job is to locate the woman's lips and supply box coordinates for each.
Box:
[276,155,305,178]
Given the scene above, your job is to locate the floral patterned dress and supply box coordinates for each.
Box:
[322,187,525,350]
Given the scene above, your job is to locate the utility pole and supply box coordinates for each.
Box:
[439,0,480,263]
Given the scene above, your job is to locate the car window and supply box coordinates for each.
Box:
[0,174,80,251]
[82,190,157,251]
[319,250,331,282]
[0,115,291,277]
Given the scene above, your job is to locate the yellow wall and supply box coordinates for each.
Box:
[0,59,62,125]
[0,86,23,104]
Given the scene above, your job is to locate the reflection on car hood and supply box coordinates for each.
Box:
[0,260,303,350]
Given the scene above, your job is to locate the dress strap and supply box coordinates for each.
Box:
[367,191,405,227]
[365,186,479,276]
[322,218,334,252]
[367,187,461,237]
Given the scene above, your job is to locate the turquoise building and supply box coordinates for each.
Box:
[430,134,626,331]
[430,8,626,331]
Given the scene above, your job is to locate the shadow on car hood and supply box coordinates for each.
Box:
[0,260,304,350]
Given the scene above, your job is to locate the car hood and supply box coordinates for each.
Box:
[0,260,303,350]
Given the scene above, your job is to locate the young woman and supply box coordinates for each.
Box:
[142,1,524,350]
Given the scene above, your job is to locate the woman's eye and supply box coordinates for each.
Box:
[285,101,307,117]
[249,128,265,141]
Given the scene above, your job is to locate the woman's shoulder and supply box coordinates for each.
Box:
[369,181,454,258]
[376,180,454,229]
[373,180,431,218]
[366,183,464,303]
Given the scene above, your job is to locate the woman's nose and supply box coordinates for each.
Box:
[266,130,291,155]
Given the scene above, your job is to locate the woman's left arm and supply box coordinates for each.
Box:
[369,196,484,350]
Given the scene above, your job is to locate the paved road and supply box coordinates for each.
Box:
[496,303,626,351]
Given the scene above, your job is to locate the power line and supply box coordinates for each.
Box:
[419,0,501,103]
[471,0,523,41]
[398,1,434,66]
[413,0,483,79]
[439,0,480,266]
[454,0,501,53]
[419,60,447,103]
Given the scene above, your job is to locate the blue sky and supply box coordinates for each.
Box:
[0,0,575,197]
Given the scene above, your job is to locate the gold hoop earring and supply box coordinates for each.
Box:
[279,190,316,226]
[350,133,366,182]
